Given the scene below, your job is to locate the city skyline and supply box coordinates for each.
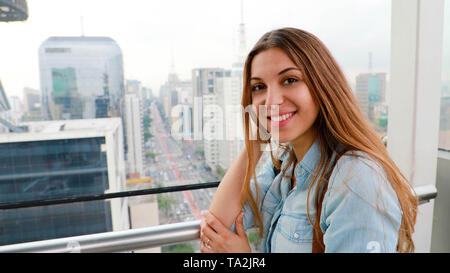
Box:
[0,0,391,100]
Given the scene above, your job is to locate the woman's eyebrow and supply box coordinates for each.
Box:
[250,67,301,81]
[278,67,301,75]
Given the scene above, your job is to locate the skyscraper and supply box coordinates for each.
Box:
[38,36,125,121]
[23,87,43,121]
[221,1,247,169]
[355,73,387,122]
[124,93,144,177]
[192,68,231,169]
[0,118,129,246]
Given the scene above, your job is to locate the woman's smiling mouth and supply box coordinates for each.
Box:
[268,111,297,127]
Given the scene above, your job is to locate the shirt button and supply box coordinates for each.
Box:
[294,233,300,239]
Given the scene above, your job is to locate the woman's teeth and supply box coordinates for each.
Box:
[271,112,294,122]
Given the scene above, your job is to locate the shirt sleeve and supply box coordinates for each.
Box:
[230,156,275,233]
[320,153,403,253]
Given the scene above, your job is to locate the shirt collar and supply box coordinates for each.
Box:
[278,138,322,175]
[297,138,321,175]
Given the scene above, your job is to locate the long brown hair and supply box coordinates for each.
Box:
[240,28,418,252]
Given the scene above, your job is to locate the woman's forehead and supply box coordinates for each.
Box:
[250,48,299,78]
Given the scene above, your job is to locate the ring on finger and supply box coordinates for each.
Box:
[204,238,211,249]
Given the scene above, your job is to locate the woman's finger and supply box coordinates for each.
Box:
[201,235,212,248]
[235,211,246,237]
[202,221,221,246]
[200,239,214,253]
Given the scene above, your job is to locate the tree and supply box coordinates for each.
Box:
[144,132,154,141]
[143,116,152,130]
[215,165,226,179]
[162,242,194,253]
[157,194,177,215]
[145,152,157,159]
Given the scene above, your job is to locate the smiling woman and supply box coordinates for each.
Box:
[201,27,418,253]
[249,48,319,144]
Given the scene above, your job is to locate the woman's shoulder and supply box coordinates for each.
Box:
[327,149,394,203]
[320,149,403,252]
[332,150,385,181]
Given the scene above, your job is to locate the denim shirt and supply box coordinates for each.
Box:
[235,139,402,253]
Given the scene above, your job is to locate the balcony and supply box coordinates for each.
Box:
[0,182,438,253]
[0,0,448,255]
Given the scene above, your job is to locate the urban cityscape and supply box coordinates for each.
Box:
[0,0,449,253]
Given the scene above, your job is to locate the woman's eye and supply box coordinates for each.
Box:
[251,84,265,92]
[283,77,298,85]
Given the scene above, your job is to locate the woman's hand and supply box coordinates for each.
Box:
[200,210,251,253]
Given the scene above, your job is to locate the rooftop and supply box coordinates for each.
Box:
[0,118,122,143]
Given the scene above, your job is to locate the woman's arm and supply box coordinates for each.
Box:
[208,146,263,229]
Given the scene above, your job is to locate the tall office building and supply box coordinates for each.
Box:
[126,80,141,96]
[38,36,125,121]
[169,79,192,140]
[191,24,246,170]
[355,73,387,122]
[191,68,229,137]
[23,87,43,121]
[218,73,244,170]
[141,87,153,102]
[124,93,144,177]
[160,72,181,119]
[0,118,129,246]
[220,3,247,170]
[192,68,232,169]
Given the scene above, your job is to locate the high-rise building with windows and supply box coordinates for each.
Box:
[23,87,43,121]
[192,68,232,169]
[0,118,129,246]
[124,93,144,177]
[38,36,125,121]
[219,5,247,170]
[355,72,387,127]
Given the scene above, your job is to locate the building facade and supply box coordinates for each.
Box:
[191,68,232,169]
[23,87,43,121]
[0,118,129,246]
[124,93,144,177]
[38,36,125,121]
[355,72,387,127]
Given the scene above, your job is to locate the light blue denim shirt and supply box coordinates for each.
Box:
[235,139,402,253]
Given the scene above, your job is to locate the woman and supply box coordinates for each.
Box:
[200,28,418,253]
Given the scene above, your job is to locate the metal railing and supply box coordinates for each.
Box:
[0,220,201,253]
[0,184,437,253]
[0,181,220,210]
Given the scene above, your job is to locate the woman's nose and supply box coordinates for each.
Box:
[265,86,284,106]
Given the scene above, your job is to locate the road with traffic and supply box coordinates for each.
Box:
[148,102,218,224]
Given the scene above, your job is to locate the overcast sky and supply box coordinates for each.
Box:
[0,0,392,99]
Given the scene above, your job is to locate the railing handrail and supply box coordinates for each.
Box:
[0,220,201,253]
[0,182,221,210]
[0,184,437,253]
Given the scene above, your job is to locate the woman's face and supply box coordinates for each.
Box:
[250,47,319,143]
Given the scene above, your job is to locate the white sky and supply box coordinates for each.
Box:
[0,0,392,99]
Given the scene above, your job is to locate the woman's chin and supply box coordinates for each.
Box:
[270,134,293,144]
